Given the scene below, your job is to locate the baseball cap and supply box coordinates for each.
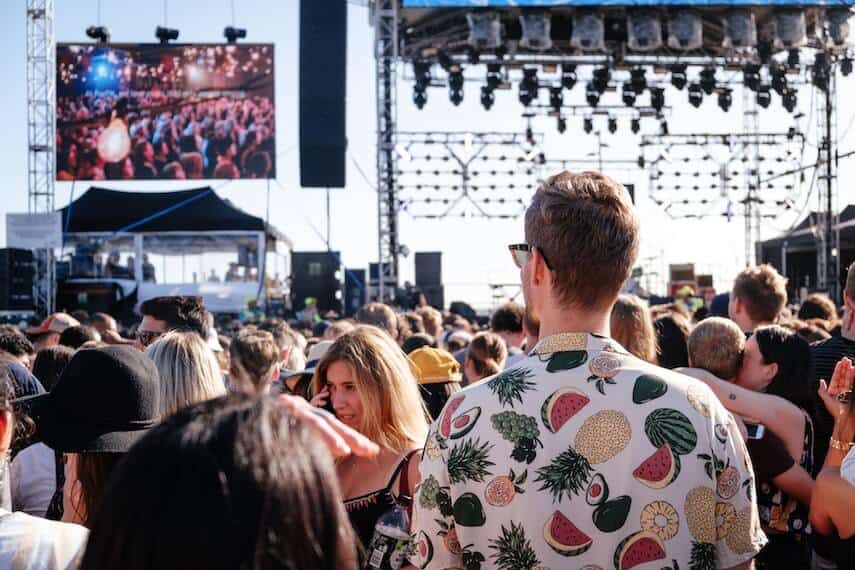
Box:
[409,347,462,385]
[25,313,80,336]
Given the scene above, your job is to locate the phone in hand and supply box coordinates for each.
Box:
[745,422,765,440]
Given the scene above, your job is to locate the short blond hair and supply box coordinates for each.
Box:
[312,326,428,452]
[145,331,227,416]
[229,329,280,394]
[687,317,745,380]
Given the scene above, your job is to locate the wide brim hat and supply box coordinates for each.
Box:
[28,346,161,453]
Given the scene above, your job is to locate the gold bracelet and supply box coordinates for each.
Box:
[829,437,855,451]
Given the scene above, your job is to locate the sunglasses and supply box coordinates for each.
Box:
[508,243,553,270]
[137,330,163,347]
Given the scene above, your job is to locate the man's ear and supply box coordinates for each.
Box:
[531,247,550,287]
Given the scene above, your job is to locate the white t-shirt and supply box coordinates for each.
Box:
[0,508,87,569]
[841,446,855,486]
[11,443,57,518]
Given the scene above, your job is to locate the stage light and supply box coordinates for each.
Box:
[774,10,806,49]
[486,63,502,90]
[756,85,771,108]
[699,67,716,95]
[549,86,563,112]
[557,116,567,134]
[224,26,247,43]
[826,8,851,47]
[583,116,593,134]
[743,63,761,91]
[782,89,798,113]
[592,67,611,94]
[155,26,180,44]
[437,50,454,71]
[414,60,432,90]
[608,116,618,134]
[519,67,538,107]
[561,63,577,90]
[722,10,757,48]
[813,52,830,91]
[787,126,797,140]
[478,86,494,110]
[571,11,605,52]
[86,26,110,44]
[622,83,636,107]
[586,82,600,107]
[631,117,641,134]
[842,56,853,77]
[670,63,688,90]
[627,11,662,52]
[525,126,535,145]
[650,87,665,112]
[668,10,702,50]
[770,65,787,94]
[467,11,502,49]
[660,119,669,135]
[630,68,647,93]
[413,86,427,109]
[519,12,553,51]
[449,69,464,106]
[717,88,733,112]
[787,48,799,68]
[688,83,703,107]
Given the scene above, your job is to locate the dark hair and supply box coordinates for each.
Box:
[753,325,815,414]
[139,296,208,338]
[731,264,787,324]
[797,293,838,323]
[81,395,358,570]
[31,345,75,391]
[0,332,34,357]
[69,453,125,528]
[490,303,525,334]
[59,325,99,349]
[419,383,459,420]
[402,333,437,354]
[70,310,90,324]
[654,313,691,369]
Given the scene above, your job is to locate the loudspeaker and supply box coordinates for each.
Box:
[299,0,347,188]
[415,252,442,287]
[291,251,342,314]
[420,285,445,310]
[0,249,34,311]
[344,268,366,317]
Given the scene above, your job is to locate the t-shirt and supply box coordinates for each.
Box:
[11,443,57,518]
[0,508,87,569]
[841,446,855,486]
[411,332,766,570]
[746,431,794,483]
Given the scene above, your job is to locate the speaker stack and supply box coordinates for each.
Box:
[291,251,343,314]
[0,249,34,311]
[415,252,444,310]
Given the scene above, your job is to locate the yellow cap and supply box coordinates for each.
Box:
[409,347,462,385]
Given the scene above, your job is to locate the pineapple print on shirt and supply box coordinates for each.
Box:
[411,333,766,570]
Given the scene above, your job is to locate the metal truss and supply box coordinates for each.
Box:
[815,71,839,298]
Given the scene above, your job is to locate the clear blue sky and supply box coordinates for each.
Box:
[1,1,854,308]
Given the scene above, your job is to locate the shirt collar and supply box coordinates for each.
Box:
[531,332,626,356]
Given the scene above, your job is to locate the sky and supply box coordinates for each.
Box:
[0,1,854,310]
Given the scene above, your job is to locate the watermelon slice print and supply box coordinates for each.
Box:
[613,531,667,570]
[543,511,592,557]
[633,444,680,489]
[540,387,590,433]
[439,395,466,439]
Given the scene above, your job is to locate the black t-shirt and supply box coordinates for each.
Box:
[747,430,795,482]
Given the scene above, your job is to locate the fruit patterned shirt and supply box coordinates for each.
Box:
[411,332,767,570]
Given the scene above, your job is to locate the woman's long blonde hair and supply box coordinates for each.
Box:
[312,326,429,452]
[611,294,658,363]
[145,331,227,416]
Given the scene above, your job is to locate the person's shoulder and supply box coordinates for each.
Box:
[811,334,846,353]
[2,510,88,541]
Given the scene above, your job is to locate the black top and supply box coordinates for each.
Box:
[747,430,794,482]
[344,450,417,549]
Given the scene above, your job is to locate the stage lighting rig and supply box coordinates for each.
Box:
[519,68,538,107]
[812,52,830,91]
[668,11,702,50]
[486,63,502,90]
[155,26,180,44]
[557,117,567,134]
[699,67,716,95]
[224,26,247,43]
[480,86,495,110]
[717,88,733,112]
[631,117,641,134]
[449,69,464,106]
[842,56,853,77]
[722,10,757,48]
[86,26,110,44]
[592,67,611,94]
[770,65,787,95]
[660,119,669,136]
[519,12,552,51]
[756,85,771,108]
[561,64,577,90]
[826,8,851,47]
[437,50,456,72]
[414,60,432,90]
[670,64,687,90]
[688,83,703,108]
[630,68,647,93]
[622,83,636,107]
[774,10,806,49]
[743,64,761,91]
[586,82,600,107]
[466,11,502,50]
[413,88,427,110]
[650,87,665,113]
[608,117,618,134]
[549,86,563,113]
[782,89,798,113]
[571,11,605,52]
[627,11,662,52]
[583,117,594,134]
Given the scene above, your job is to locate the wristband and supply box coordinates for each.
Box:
[829,437,854,452]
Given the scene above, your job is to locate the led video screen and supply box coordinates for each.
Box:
[403,1,854,5]
[56,43,275,181]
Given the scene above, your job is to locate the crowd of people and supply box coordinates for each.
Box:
[1,170,854,569]
[56,93,276,181]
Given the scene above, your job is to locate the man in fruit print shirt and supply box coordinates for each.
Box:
[410,171,766,570]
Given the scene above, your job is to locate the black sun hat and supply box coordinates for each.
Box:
[33,345,161,453]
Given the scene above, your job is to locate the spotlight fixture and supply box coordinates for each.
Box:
[86,25,110,43]
[688,83,703,107]
[842,56,853,77]
[413,88,427,110]
[670,63,688,90]
[571,11,605,51]
[561,63,577,90]
[717,88,733,112]
[557,116,567,134]
[812,52,830,91]
[486,63,502,90]
[756,85,771,108]
[549,86,563,112]
[583,117,594,134]
[622,83,637,107]
[826,8,851,47]
[743,63,761,91]
[466,11,502,49]
[722,10,757,48]
[224,26,247,43]
[650,87,665,113]
[608,116,618,134]
[660,119,669,135]
[631,117,641,134]
[155,26,180,44]
[586,82,600,107]
[699,67,716,95]
[630,68,647,93]
[627,10,663,52]
[449,69,464,106]
[414,60,432,90]
[518,67,538,107]
[592,67,611,94]
[787,48,799,68]
[774,10,806,49]
[519,11,553,51]
[787,126,797,140]
[437,50,454,71]
[782,89,798,113]
[770,65,787,95]
[480,86,495,110]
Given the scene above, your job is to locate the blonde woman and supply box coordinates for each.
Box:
[310,326,429,548]
[610,293,658,363]
[228,329,281,395]
[464,331,507,384]
[145,331,227,416]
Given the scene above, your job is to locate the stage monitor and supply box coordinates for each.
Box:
[56,43,276,181]
[403,1,854,5]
